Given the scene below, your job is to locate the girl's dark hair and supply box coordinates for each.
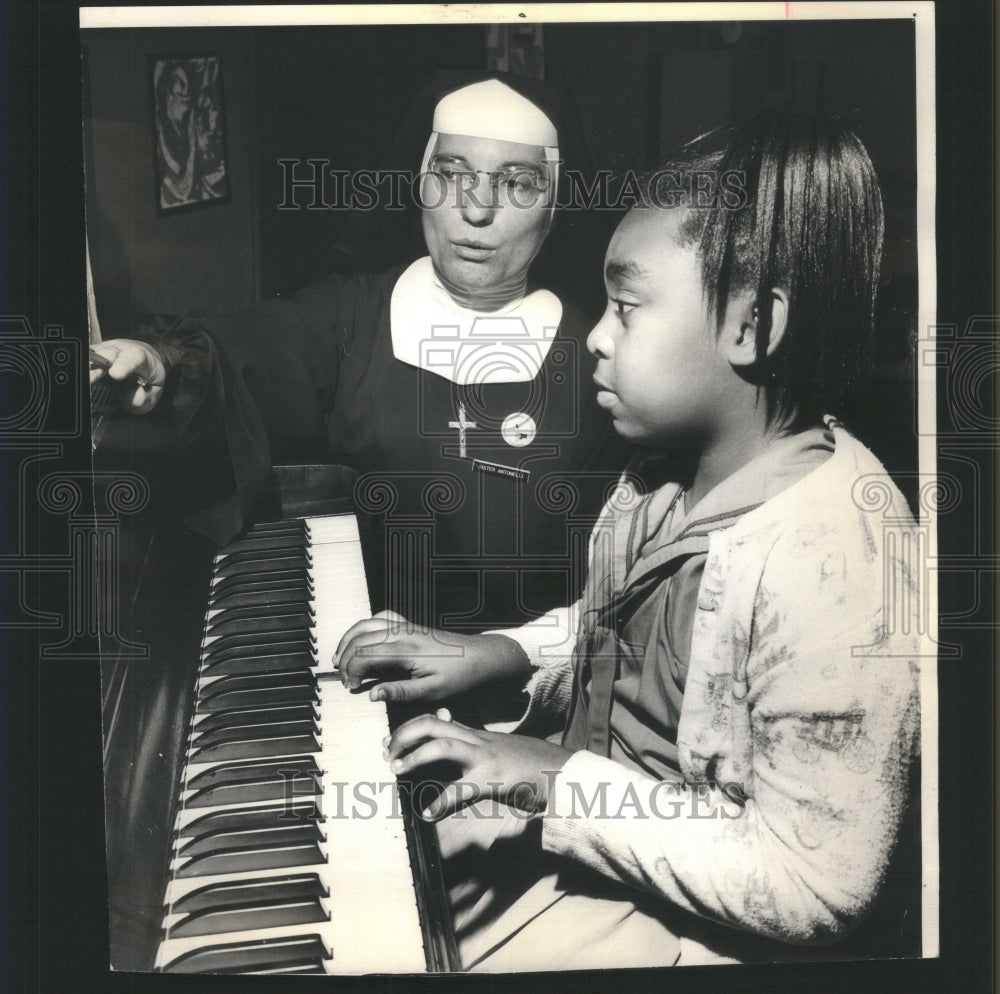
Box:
[647,110,885,429]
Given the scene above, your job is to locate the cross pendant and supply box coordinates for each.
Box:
[448,402,477,459]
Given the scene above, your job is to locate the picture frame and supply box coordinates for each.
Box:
[151,52,230,213]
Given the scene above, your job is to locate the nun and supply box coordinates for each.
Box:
[90,75,629,655]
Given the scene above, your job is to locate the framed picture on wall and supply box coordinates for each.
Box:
[151,53,230,213]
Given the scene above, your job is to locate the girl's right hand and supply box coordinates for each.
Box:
[334,611,533,706]
[89,339,168,414]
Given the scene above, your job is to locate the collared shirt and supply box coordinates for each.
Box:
[562,427,836,779]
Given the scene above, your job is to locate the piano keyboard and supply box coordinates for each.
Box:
[155,514,458,974]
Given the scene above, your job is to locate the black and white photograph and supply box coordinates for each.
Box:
[3,2,996,992]
[82,2,936,978]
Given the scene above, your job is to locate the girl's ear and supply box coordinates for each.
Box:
[762,288,790,358]
[722,287,789,367]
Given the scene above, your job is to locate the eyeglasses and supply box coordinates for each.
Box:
[427,156,550,206]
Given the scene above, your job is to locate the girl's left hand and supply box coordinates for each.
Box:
[385,709,574,820]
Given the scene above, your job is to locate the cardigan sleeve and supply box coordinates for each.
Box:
[480,601,579,734]
[540,514,921,945]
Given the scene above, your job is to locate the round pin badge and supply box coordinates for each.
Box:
[501,412,536,447]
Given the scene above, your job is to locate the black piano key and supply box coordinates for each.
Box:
[209,566,313,598]
[193,717,318,748]
[216,539,309,562]
[209,584,312,611]
[203,630,315,663]
[175,840,326,877]
[201,649,315,678]
[178,803,319,841]
[197,673,317,713]
[206,597,314,620]
[177,821,324,859]
[187,781,312,809]
[244,519,306,538]
[161,934,330,973]
[216,533,308,557]
[210,597,312,619]
[193,703,316,736]
[208,591,312,614]
[198,670,316,698]
[215,552,309,579]
[211,568,311,599]
[169,897,329,938]
[204,633,303,656]
[205,609,314,639]
[189,728,320,764]
[186,757,321,808]
[204,625,315,650]
[201,637,313,669]
[245,964,328,975]
[169,873,328,914]
[199,658,316,690]
[187,755,320,789]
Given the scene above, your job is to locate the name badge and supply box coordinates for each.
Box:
[471,459,530,482]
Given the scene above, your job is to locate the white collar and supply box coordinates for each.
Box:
[389,257,563,385]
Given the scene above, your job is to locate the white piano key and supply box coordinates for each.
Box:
[308,514,371,674]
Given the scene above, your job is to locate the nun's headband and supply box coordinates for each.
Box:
[419,79,560,204]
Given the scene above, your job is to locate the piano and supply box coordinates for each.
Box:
[155,513,457,974]
[98,462,922,973]
[99,459,459,974]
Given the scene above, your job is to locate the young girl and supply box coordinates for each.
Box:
[343,110,921,970]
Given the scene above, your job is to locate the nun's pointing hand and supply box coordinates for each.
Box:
[385,709,574,820]
[335,611,532,706]
[89,339,168,414]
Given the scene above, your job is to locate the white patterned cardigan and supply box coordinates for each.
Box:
[510,426,922,948]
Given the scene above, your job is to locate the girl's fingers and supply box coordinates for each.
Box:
[334,616,394,661]
[388,735,476,778]
[337,627,407,687]
[385,716,479,762]
[372,609,408,623]
[369,676,441,705]
[419,780,485,821]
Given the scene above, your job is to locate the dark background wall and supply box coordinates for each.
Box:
[84,27,260,332]
[83,18,916,313]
